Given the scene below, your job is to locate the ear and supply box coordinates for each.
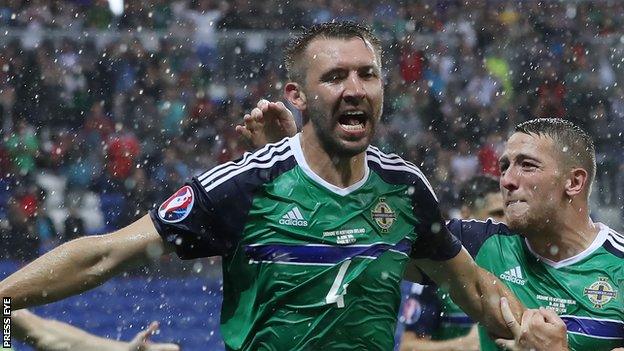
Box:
[284,82,306,111]
[565,168,588,197]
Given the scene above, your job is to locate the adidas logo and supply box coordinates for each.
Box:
[499,266,526,286]
[279,206,308,227]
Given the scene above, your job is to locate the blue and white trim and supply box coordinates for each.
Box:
[605,227,624,254]
[197,137,292,193]
[366,146,438,202]
[245,239,412,266]
[440,313,473,327]
[561,315,624,340]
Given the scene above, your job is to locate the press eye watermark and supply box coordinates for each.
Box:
[2,297,10,349]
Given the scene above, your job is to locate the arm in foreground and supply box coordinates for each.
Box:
[12,310,179,351]
[495,297,569,351]
[0,214,171,309]
[399,325,479,351]
[411,248,525,340]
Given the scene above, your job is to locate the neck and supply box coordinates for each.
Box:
[299,125,367,188]
[524,203,599,262]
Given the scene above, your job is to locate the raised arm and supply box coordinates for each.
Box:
[410,248,525,340]
[0,214,171,309]
[235,99,297,148]
[12,310,179,351]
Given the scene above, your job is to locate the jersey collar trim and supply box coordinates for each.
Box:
[524,222,610,268]
[289,133,370,196]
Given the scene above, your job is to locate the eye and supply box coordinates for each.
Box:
[329,74,342,81]
[521,161,537,170]
[360,67,377,79]
[499,161,509,174]
[322,70,347,83]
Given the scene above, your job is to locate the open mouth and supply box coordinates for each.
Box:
[505,200,525,207]
[338,110,367,132]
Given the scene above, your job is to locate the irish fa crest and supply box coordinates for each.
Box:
[371,198,396,233]
[583,277,617,308]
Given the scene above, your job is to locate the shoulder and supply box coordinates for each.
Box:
[446,218,515,257]
[195,137,297,196]
[366,145,436,201]
[447,218,512,235]
[603,224,624,259]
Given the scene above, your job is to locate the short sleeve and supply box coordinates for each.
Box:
[447,218,509,258]
[408,180,462,261]
[150,179,237,259]
[150,139,298,260]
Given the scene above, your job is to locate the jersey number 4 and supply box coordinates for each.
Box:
[325,260,351,308]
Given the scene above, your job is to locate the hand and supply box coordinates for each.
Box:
[127,321,180,351]
[235,99,297,148]
[495,297,568,351]
[460,325,480,351]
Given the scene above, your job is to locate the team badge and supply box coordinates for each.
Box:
[158,185,195,223]
[371,197,396,233]
[583,277,617,308]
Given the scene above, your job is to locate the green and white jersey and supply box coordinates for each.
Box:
[150,134,462,351]
[448,219,624,351]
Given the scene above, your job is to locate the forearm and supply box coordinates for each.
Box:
[402,259,424,283]
[37,320,129,351]
[0,235,121,309]
[415,249,524,339]
[448,265,523,338]
[0,215,163,309]
[400,335,473,351]
[14,310,129,351]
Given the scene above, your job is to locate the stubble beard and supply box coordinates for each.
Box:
[506,206,550,238]
[307,102,375,159]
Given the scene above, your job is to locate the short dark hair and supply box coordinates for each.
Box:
[283,22,382,83]
[459,175,500,211]
[515,118,596,193]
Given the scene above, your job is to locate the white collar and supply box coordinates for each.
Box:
[524,222,610,268]
[289,133,370,196]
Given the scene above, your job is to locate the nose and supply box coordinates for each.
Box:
[500,167,519,192]
[342,72,366,103]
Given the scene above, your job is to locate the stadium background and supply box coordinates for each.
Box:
[1,0,624,349]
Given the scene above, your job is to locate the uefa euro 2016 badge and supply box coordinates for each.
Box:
[158,185,195,223]
[583,277,618,308]
[371,197,396,233]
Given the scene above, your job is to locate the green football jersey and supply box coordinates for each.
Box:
[449,219,624,351]
[151,134,461,350]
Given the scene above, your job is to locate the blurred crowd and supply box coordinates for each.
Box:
[2,0,624,262]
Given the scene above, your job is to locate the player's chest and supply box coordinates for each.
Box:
[483,255,620,310]
[243,181,418,246]
[480,254,623,346]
